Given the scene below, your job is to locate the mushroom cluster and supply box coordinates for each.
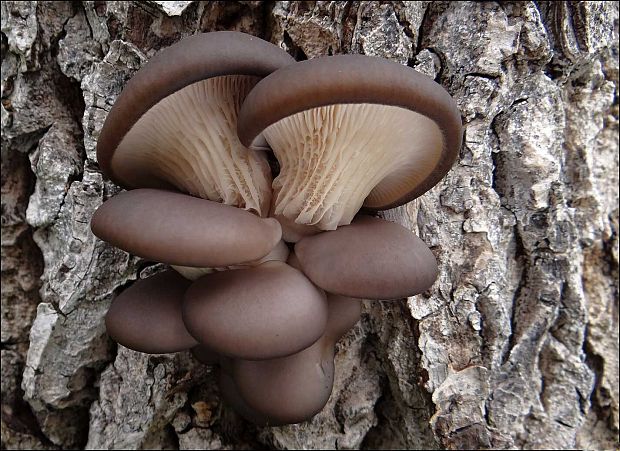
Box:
[92,32,462,426]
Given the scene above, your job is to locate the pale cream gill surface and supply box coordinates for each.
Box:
[112,75,272,216]
[262,103,444,231]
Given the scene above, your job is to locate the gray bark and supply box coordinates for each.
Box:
[1,1,618,449]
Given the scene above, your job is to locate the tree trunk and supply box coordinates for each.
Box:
[1,1,618,449]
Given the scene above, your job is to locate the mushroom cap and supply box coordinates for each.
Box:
[229,291,361,425]
[97,31,294,188]
[96,32,294,216]
[182,261,328,360]
[294,215,438,300]
[105,270,197,354]
[91,189,282,267]
[238,54,462,211]
[231,340,334,425]
[218,366,287,427]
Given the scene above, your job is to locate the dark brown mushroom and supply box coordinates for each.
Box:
[182,261,328,360]
[294,215,438,300]
[91,188,282,268]
[238,54,462,240]
[105,270,197,354]
[97,32,294,216]
[230,293,362,425]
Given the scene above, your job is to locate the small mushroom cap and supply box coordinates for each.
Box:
[97,31,294,189]
[295,215,438,300]
[182,261,328,360]
[228,292,360,425]
[324,293,362,343]
[238,54,463,211]
[91,189,282,267]
[105,270,197,353]
[231,339,334,425]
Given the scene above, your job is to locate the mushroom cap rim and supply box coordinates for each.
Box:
[96,31,295,189]
[237,54,463,209]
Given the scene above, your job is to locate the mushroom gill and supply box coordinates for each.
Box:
[263,103,443,232]
[112,75,272,216]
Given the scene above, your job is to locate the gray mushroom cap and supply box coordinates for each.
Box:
[182,261,328,360]
[105,270,197,354]
[97,32,294,216]
[91,189,282,267]
[295,215,438,300]
[230,293,361,425]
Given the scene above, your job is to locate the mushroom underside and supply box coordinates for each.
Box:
[262,103,444,232]
[111,75,272,216]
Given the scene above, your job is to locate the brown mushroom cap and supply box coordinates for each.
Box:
[97,32,294,216]
[323,293,363,342]
[294,215,438,300]
[91,189,282,267]
[229,293,361,425]
[238,54,462,237]
[105,270,197,354]
[218,366,287,427]
[182,261,328,360]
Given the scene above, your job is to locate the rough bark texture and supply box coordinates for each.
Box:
[1,1,618,449]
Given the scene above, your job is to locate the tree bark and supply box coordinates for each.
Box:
[1,1,618,449]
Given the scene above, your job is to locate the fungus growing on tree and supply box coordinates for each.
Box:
[182,261,328,360]
[238,54,462,240]
[295,215,438,300]
[92,31,462,427]
[97,31,294,216]
[229,293,362,424]
[105,270,197,354]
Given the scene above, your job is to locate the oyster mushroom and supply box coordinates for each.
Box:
[91,189,282,268]
[105,270,197,354]
[230,293,362,425]
[238,54,462,240]
[182,261,328,360]
[97,31,294,216]
[295,215,437,300]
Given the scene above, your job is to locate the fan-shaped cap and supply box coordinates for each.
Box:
[97,32,294,215]
[182,261,328,360]
[294,215,438,300]
[91,189,282,267]
[229,292,361,425]
[237,54,462,237]
[105,270,197,353]
[218,367,287,427]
